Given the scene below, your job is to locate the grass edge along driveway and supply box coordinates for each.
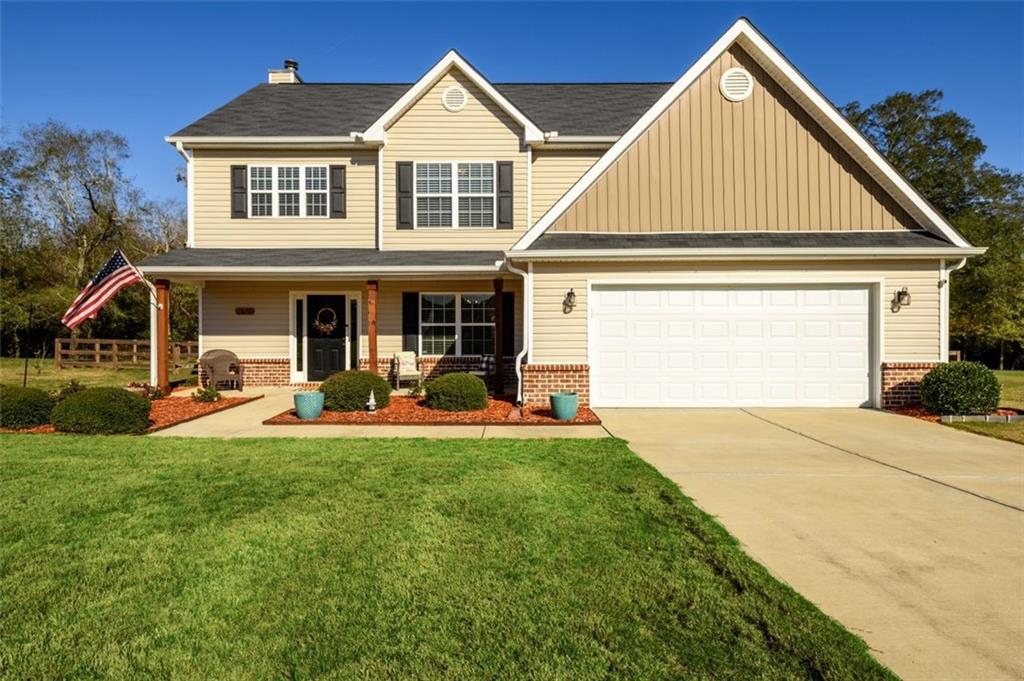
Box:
[1,434,894,679]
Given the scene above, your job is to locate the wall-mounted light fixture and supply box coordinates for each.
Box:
[563,288,577,314]
[891,286,912,313]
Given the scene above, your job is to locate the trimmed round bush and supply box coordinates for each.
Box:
[919,362,1000,415]
[319,370,392,411]
[51,387,151,434]
[0,385,55,429]
[424,373,488,412]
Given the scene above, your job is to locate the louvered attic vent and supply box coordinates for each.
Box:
[720,67,754,102]
[441,85,468,112]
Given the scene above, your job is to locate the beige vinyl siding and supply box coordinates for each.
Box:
[530,149,604,224]
[552,45,920,233]
[192,149,377,248]
[201,278,523,362]
[382,68,529,249]
[527,260,941,363]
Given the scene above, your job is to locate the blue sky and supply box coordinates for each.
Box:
[3,2,1022,203]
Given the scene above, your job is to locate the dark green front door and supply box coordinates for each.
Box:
[307,294,346,381]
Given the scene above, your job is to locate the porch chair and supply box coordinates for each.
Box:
[392,351,421,390]
[199,349,242,390]
[471,355,496,392]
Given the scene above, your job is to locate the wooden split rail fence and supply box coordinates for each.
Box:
[54,338,199,369]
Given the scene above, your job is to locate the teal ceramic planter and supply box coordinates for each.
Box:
[549,391,579,421]
[294,391,325,420]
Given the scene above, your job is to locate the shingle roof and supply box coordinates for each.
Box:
[138,248,505,270]
[525,230,957,250]
[171,82,672,138]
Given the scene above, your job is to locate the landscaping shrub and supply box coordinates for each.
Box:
[126,382,165,400]
[424,373,488,411]
[319,371,392,411]
[51,387,151,434]
[920,362,1000,415]
[51,379,85,403]
[191,385,221,403]
[0,385,55,429]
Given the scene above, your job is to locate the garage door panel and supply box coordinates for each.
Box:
[591,285,872,407]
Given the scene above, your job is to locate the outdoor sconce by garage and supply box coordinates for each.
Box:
[563,288,577,313]
[891,286,911,313]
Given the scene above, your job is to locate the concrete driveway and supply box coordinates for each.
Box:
[598,408,1024,680]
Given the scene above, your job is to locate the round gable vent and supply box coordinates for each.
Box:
[441,85,468,112]
[720,67,754,102]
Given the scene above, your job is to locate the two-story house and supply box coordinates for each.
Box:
[140,18,983,409]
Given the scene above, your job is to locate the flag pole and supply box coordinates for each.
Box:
[119,249,160,309]
[22,303,33,388]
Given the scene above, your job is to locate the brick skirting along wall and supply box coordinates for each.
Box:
[200,358,290,389]
[522,364,590,407]
[881,362,940,408]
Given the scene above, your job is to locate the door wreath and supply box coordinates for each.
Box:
[312,307,338,335]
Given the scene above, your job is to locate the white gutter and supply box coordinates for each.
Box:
[504,259,531,405]
[138,264,504,277]
[164,135,374,149]
[508,247,987,262]
[174,142,194,247]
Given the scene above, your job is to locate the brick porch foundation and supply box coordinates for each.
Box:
[881,362,940,408]
[360,355,518,391]
[200,358,290,389]
[522,363,590,407]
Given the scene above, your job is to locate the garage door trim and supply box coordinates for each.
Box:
[587,276,884,408]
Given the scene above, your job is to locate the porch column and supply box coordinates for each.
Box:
[367,280,378,374]
[493,278,504,392]
[155,279,170,393]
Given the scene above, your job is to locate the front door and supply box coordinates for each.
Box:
[306,294,346,381]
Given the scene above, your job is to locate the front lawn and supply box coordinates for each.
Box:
[994,370,1024,409]
[0,435,892,679]
[946,370,1023,445]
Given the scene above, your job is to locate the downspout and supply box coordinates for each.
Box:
[174,142,194,247]
[505,258,531,405]
[942,258,968,361]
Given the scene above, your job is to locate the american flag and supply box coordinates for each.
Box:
[62,250,143,329]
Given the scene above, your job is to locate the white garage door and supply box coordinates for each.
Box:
[590,285,873,407]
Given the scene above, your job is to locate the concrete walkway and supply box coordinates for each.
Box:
[151,388,607,439]
[597,408,1024,680]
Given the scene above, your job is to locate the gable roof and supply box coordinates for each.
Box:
[512,18,973,250]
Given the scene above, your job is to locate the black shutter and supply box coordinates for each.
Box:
[329,165,346,218]
[501,291,515,356]
[402,292,419,351]
[396,162,414,229]
[496,161,513,229]
[230,165,247,219]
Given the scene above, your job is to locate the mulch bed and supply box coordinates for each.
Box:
[887,406,1022,423]
[264,395,601,426]
[0,395,262,435]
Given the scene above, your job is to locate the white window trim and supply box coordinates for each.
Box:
[413,161,497,230]
[418,292,497,357]
[248,164,330,219]
[289,289,362,383]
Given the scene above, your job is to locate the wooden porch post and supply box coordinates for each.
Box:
[367,280,379,374]
[493,278,504,393]
[155,279,170,393]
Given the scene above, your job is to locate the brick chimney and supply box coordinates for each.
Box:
[268,59,301,84]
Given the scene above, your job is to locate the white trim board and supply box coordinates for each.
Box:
[288,289,362,383]
[512,17,972,251]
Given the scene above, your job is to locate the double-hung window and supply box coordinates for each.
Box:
[420,293,496,356]
[248,165,328,218]
[414,162,495,228]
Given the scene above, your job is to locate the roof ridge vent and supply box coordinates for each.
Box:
[720,67,753,102]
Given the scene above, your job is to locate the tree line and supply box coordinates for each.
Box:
[2,90,1021,368]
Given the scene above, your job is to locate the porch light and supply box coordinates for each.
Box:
[891,287,911,313]
[563,288,577,313]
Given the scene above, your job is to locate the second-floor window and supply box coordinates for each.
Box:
[249,165,328,218]
[415,162,495,228]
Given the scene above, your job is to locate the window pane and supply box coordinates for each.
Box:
[305,166,327,191]
[421,325,456,355]
[461,325,494,356]
[251,192,273,217]
[458,197,494,228]
[457,163,494,194]
[306,192,327,217]
[415,163,452,194]
[279,192,300,217]
[421,295,455,324]
[460,294,495,324]
[278,166,300,191]
[416,197,452,227]
[250,166,273,191]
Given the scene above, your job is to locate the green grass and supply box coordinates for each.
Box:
[0,357,193,392]
[994,370,1024,410]
[944,371,1023,445]
[0,435,893,679]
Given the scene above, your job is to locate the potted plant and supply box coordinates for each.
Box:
[549,391,579,421]
[293,390,325,420]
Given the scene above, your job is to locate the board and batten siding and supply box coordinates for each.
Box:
[530,149,604,225]
[551,45,920,233]
[201,278,523,361]
[192,149,377,248]
[527,260,942,364]
[382,68,529,249]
